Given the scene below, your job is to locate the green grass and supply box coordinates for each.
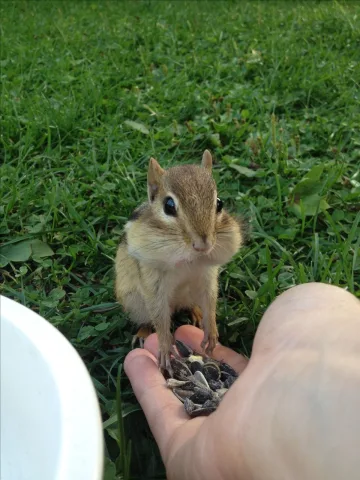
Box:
[1,1,359,478]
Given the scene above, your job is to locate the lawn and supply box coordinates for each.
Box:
[1,1,359,478]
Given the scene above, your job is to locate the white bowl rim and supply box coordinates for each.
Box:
[0,295,104,480]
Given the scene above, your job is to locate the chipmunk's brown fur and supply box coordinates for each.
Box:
[115,151,246,373]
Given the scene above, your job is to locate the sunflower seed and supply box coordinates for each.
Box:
[173,388,194,402]
[203,361,221,381]
[219,362,238,377]
[166,379,197,391]
[189,360,203,374]
[207,379,224,391]
[223,375,237,389]
[170,357,192,380]
[190,387,213,404]
[217,388,228,399]
[175,339,193,358]
[193,370,210,389]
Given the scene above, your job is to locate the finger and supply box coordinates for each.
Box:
[124,348,189,458]
[143,332,161,357]
[175,325,249,374]
[143,333,187,361]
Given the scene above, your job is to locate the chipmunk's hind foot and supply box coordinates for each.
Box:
[191,305,203,329]
[131,325,153,349]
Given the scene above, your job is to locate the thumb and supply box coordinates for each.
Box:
[124,347,189,459]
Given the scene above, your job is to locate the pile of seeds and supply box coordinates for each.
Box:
[165,340,239,418]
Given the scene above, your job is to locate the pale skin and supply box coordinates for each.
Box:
[125,282,360,480]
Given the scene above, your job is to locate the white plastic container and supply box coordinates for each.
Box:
[0,295,104,480]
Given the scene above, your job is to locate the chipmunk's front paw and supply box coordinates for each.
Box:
[201,332,218,356]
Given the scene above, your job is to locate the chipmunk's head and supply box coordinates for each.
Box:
[125,151,246,267]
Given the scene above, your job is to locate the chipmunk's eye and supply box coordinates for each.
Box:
[216,198,223,213]
[164,196,177,216]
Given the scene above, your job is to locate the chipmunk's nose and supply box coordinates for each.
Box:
[192,235,212,253]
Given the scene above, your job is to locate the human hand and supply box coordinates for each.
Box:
[125,284,360,480]
[124,325,249,480]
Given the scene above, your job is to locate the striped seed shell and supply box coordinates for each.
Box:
[173,388,194,403]
[171,358,192,380]
[189,360,203,374]
[175,339,193,358]
[203,361,221,382]
[193,370,210,389]
[207,379,224,391]
[219,362,238,377]
[190,387,214,404]
[223,375,237,389]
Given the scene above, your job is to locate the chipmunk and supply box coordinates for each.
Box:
[115,150,246,374]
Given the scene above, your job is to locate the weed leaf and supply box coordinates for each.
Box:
[124,120,150,135]
[229,165,257,178]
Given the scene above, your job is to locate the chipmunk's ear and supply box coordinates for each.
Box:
[148,157,165,202]
[201,149,212,172]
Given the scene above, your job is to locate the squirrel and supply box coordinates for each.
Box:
[115,150,247,374]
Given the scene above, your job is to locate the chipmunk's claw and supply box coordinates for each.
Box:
[201,333,218,357]
[159,351,174,378]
